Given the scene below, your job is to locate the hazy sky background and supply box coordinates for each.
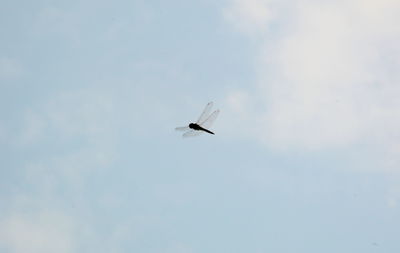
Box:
[1,0,400,252]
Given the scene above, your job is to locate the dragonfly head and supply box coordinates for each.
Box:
[189,123,196,128]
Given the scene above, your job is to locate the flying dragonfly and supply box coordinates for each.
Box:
[175,102,220,137]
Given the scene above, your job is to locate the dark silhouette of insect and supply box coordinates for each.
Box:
[175,102,220,137]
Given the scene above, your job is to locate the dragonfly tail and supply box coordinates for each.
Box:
[202,128,214,135]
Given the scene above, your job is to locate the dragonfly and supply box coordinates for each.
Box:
[175,102,220,137]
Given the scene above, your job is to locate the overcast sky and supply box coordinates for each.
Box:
[1,0,400,252]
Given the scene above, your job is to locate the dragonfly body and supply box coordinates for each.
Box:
[175,102,219,138]
[189,123,214,135]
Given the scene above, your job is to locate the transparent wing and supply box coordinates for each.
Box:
[183,130,203,138]
[175,126,190,131]
[199,110,219,129]
[196,102,213,124]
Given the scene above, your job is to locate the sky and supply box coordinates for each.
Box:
[1,0,400,252]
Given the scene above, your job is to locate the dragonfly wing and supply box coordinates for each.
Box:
[175,126,190,131]
[196,102,213,124]
[183,130,203,138]
[199,110,219,129]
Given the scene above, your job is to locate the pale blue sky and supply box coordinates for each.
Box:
[1,0,400,252]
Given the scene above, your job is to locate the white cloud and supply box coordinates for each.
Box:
[223,0,400,160]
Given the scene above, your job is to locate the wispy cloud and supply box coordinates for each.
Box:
[0,211,76,253]
[386,183,400,208]
[223,0,400,165]
[1,88,124,252]
[223,0,276,34]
